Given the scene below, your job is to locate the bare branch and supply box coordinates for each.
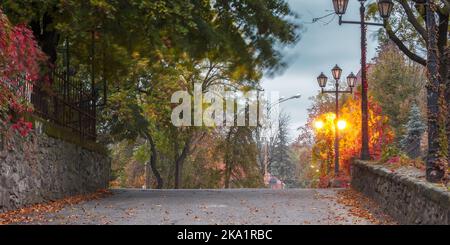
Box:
[384,21,427,66]
[395,0,427,42]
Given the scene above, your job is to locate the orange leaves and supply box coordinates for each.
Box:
[310,95,394,180]
[336,189,396,225]
[0,189,112,225]
[339,96,394,173]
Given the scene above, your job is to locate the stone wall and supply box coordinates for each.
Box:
[0,117,110,212]
[351,160,450,225]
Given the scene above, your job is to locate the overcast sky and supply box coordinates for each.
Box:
[262,0,382,140]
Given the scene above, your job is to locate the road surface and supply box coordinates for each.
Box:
[18,188,393,225]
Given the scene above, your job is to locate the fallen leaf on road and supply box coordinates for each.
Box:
[336,189,397,225]
[0,189,112,225]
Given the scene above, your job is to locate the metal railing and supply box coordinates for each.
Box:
[30,69,97,141]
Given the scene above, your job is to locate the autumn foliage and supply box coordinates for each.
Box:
[310,92,394,186]
[338,93,394,173]
[0,9,46,137]
[0,189,111,224]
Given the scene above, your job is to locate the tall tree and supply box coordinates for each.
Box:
[369,0,449,182]
[369,42,426,142]
[221,126,262,188]
[269,113,297,188]
[2,0,301,188]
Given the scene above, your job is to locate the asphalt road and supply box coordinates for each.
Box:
[23,188,385,225]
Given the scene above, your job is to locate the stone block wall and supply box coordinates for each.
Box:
[351,160,449,225]
[0,118,110,212]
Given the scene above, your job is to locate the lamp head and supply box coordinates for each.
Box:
[332,64,342,81]
[332,0,349,16]
[317,72,328,88]
[377,0,394,19]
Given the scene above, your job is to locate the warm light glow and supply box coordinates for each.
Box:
[314,120,324,130]
[310,165,315,168]
[326,113,336,121]
[337,120,347,130]
[316,169,319,173]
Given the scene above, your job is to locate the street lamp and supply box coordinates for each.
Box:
[332,0,349,16]
[331,0,393,160]
[377,0,394,19]
[332,64,342,80]
[316,64,354,175]
[261,92,302,180]
[317,73,328,89]
[347,72,357,88]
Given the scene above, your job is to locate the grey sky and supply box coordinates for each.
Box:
[262,0,382,140]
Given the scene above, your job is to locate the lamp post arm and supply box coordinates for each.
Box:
[278,95,301,104]
[268,95,301,110]
[322,90,353,94]
[339,16,384,26]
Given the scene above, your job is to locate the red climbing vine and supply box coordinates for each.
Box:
[0,9,46,137]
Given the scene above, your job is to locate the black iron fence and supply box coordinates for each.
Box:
[30,69,97,141]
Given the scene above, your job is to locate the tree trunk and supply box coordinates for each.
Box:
[174,140,191,189]
[145,133,163,189]
[224,128,234,188]
[425,2,446,182]
[144,162,150,189]
[29,11,60,64]
[447,48,450,164]
[149,134,163,189]
[224,162,232,189]
[437,11,449,169]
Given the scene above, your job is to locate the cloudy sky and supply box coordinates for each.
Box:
[262,0,382,140]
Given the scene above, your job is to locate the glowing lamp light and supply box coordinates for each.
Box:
[337,120,347,130]
[326,113,336,121]
[314,120,324,130]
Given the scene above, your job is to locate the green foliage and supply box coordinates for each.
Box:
[269,113,298,188]
[369,43,426,142]
[1,0,301,189]
[221,126,264,188]
[380,145,406,163]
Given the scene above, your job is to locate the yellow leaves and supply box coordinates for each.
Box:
[230,65,248,81]
[130,51,151,71]
[312,95,395,175]
[89,0,117,14]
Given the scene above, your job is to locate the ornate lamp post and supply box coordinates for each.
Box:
[317,65,357,175]
[331,0,394,160]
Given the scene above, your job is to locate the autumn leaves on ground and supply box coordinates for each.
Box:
[0,189,395,225]
[0,190,112,225]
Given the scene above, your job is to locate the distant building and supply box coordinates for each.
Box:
[264,173,285,190]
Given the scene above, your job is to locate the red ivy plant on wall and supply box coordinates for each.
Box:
[0,9,46,137]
